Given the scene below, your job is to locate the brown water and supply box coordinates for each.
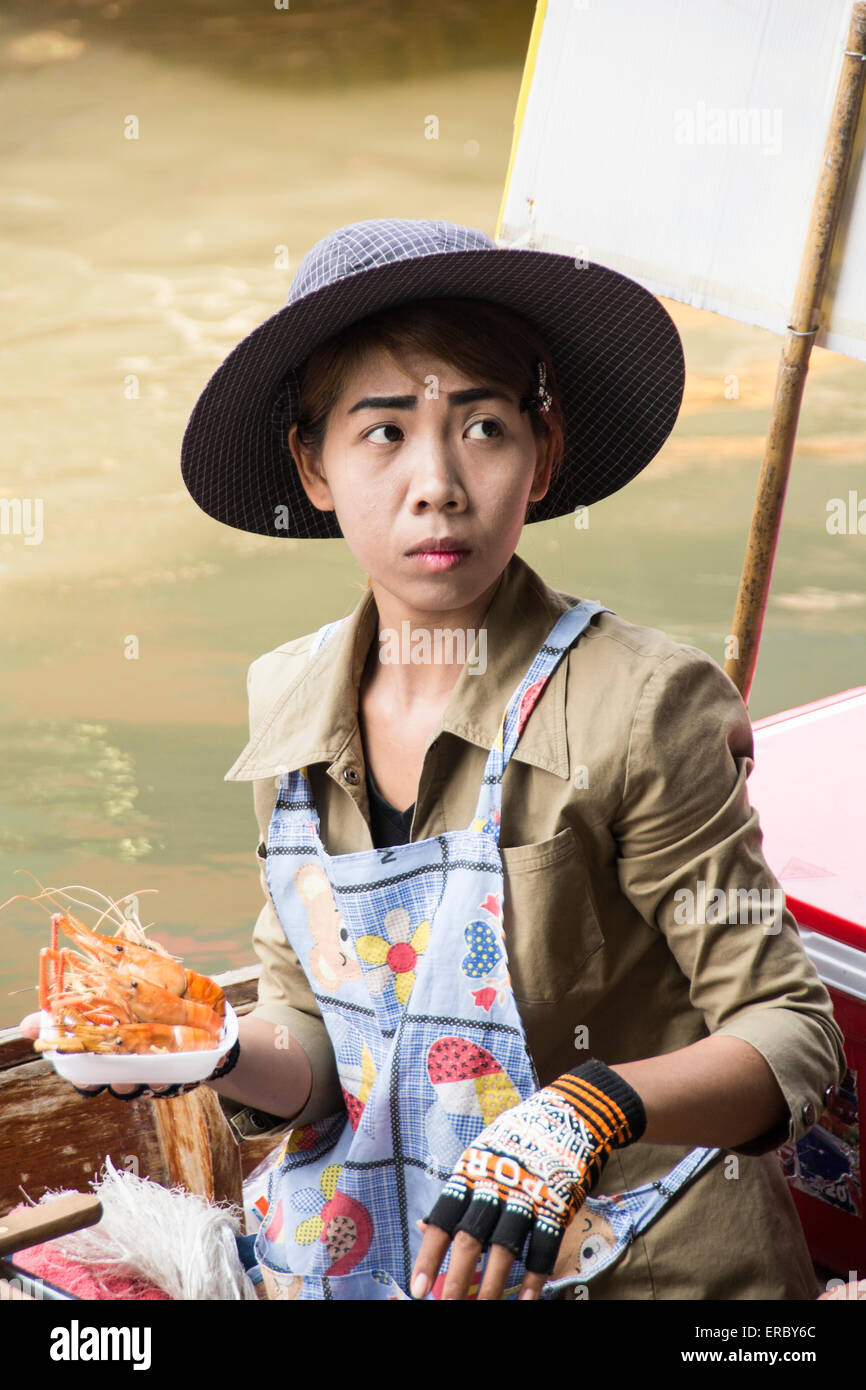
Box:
[2,1,865,1027]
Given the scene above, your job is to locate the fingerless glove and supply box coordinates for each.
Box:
[424,1058,646,1275]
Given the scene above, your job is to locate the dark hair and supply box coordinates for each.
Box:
[291,296,565,525]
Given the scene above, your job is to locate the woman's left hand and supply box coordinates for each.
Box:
[409,1059,646,1301]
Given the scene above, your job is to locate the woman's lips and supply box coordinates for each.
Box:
[406,549,469,571]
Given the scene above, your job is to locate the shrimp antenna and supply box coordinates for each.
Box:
[49,884,174,957]
[0,869,56,916]
[49,884,157,935]
[0,872,157,936]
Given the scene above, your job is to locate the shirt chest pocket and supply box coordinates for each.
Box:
[500,825,604,1005]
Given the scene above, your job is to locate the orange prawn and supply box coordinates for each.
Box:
[51,911,226,1020]
[9,874,228,1057]
[34,1020,217,1055]
[4,873,226,1021]
[39,947,124,1029]
[39,948,224,1040]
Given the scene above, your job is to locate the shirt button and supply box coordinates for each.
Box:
[801,1101,816,1127]
[342,767,360,785]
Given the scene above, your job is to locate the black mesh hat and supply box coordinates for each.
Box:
[180,218,685,540]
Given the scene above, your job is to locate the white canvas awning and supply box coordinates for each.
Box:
[498,0,866,360]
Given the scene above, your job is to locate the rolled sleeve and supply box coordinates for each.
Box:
[250,840,344,1127]
[614,646,847,1154]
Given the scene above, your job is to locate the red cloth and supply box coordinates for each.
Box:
[10,1203,171,1299]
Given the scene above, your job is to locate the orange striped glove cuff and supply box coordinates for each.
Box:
[550,1059,647,1151]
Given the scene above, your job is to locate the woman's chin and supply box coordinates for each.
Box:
[374,560,505,613]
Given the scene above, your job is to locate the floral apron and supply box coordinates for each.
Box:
[254,600,720,1301]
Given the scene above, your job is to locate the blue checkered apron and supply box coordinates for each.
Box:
[254,600,720,1300]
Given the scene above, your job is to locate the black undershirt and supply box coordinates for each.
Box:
[365,762,415,849]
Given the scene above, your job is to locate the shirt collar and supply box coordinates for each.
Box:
[223,551,576,784]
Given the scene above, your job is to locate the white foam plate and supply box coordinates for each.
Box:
[38,1002,238,1086]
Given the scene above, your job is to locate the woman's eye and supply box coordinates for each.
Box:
[466,417,503,440]
[364,423,403,445]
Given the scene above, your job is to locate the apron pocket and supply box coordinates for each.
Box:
[501,826,604,1004]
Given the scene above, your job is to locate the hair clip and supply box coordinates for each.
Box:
[519,360,553,416]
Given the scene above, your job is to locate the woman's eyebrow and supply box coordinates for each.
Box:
[347,387,513,414]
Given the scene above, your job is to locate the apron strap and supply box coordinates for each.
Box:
[630,1144,723,1230]
[305,599,615,846]
[470,599,613,838]
[308,615,349,659]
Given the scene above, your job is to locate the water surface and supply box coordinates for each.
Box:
[2,2,864,1025]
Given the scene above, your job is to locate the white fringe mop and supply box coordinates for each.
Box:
[29,1157,258,1301]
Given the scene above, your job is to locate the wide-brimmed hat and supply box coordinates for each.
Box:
[180,218,684,540]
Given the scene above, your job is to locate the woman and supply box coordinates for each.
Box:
[30,218,846,1301]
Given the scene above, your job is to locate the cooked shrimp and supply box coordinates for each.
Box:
[39,948,224,1040]
[5,873,227,1024]
[34,1020,217,1054]
[15,874,228,1056]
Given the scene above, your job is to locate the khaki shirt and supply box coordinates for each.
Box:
[224,552,847,1300]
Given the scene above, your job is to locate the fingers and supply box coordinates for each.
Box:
[413,1170,562,1301]
[412,1223,547,1301]
[106,1083,180,1100]
[472,1198,531,1300]
[515,1269,549,1302]
[525,1217,566,1276]
[19,1013,42,1040]
[412,1199,552,1301]
[440,1229,485,1299]
[476,1242,518,1300]
[410,1222,451,1299]
[413,1172,478,1299]
[70,1081,188,1101]
[107,1084,147,1100]
[411,1225,486,1300]
[423,1172,472,1238]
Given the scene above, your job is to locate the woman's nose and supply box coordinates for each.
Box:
[405,436,468,513]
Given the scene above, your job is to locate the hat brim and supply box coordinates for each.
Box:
[180,247,684,540]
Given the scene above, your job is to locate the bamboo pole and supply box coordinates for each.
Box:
[725,3,866,703]
[0,1192,102,1258]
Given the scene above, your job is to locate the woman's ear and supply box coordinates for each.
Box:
[288,423,336,514]
[528,427,556,505]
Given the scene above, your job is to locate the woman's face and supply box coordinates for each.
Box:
[290,347,554,613]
